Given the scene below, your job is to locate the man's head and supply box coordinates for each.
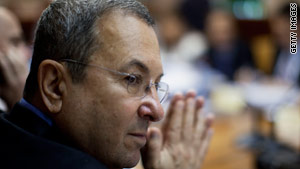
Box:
[204,10,237,49]
[0,7,23,51]
[0,7,28,58]
[0,7,29,108]
[270,2,300,49]
[24,0,165,168]
[24,0,156,98]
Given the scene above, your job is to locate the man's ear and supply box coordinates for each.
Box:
[38,59,67,114]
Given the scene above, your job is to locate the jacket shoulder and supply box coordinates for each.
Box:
[0,105,107,169]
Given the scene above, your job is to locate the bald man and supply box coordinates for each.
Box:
[0,7,29,111]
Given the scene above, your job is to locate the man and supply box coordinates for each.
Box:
[204,10,255,81]
[270,3,300,87]
[0,1,213,169]
[0,7,29,111]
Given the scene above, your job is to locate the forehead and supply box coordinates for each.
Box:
[92,10,162,73]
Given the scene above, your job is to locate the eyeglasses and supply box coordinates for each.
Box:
[60,59,169,103]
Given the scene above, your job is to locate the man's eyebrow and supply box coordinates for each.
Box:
[158,73,164,81]
[123,59,164,80]
[124,59,150,74]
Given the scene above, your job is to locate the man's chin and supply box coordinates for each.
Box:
[110,151,141,169]
[126,151,142,168]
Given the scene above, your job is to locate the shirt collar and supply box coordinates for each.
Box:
[19,98,53,126]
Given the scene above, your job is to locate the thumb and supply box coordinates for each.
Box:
[141,127,162,168]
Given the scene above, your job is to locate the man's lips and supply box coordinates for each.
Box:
[129,133,147,144]
[129,133,147,138]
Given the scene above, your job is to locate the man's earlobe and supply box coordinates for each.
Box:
[38,60,66,114]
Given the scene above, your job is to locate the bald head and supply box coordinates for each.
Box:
[0,7,24,51]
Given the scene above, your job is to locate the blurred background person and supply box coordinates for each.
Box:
[269,3,300,87]
[158,11,207,64]
[0,0,50,111]
[156,0,209,64]
[1,0,51,44]
[0,7,30,111]
[203,10,256,81]
[144,0,211,94]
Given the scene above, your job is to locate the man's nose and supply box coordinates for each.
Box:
[138,87,164,122]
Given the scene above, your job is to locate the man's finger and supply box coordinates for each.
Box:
[184,90,196,99]
[194,113,214,148]
[162,92,183,131]
[182,97,196,143]
[162,90,194,134]
[142,127,163,168]
[194,96,205,127]
[196,129,213,168]
[195,96,205,111]
[164,100,184,144]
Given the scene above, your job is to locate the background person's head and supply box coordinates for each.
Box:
[269,2,300,50]
[23,0,165,168]
[0,7,29,110]
[204,10,238,50]
[0,7,28,57]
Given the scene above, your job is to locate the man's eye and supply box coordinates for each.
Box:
[125,74,142,85]
[155,83,160,90]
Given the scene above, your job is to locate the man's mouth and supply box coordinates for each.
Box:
[129,133,147,147]
[130,133,146,138]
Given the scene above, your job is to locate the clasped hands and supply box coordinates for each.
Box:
[142,91,214,169]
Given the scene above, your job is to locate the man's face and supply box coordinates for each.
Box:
[0,8,27,56]
[271,16,290,49]
[59,11,164,168]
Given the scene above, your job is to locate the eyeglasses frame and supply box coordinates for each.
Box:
[59,59,169,103]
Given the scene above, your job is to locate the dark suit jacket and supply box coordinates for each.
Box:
[205,40,254,80]
[0,103,107,169]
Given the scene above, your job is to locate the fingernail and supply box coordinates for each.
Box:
[175,92,183,95]
[205,113,215,126]
[177,100,184,108]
